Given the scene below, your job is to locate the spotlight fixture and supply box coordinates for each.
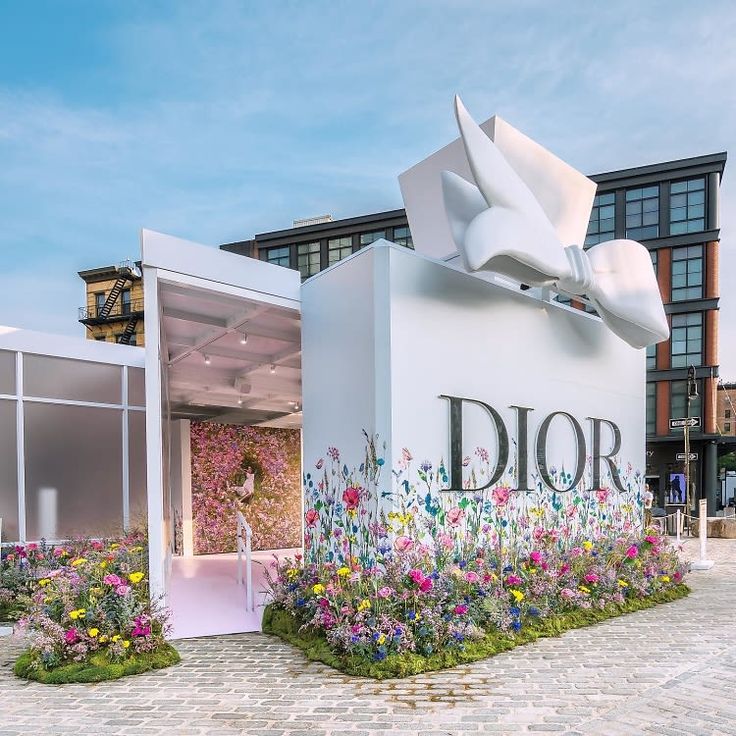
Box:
[204,354,211,366]
[240,333,249,345]
[293,402,301,412]
[270,364,276,374]
[237,396,244,406]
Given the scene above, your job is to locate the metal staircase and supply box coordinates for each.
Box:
[97,275,129,319]
[118,314,140,345]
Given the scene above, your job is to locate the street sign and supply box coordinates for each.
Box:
[669,417,701,429]
[676,452,698,461]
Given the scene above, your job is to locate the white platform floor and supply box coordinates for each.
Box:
[168,549,300,639]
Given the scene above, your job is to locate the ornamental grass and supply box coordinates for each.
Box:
[264,530,688,677]
[6,535,177,682]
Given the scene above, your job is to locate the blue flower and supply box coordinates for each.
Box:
[503,565,513,573]
[296,597,305,607]
[529,606,540,617]
[350,635,359,643]
[510,606,521,617]
[374,647,387,661]
[459,560,467,569]
[512,620,522,632]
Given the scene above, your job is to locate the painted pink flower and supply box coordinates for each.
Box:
[464,571,480,583]
[377,586,393,598]
[505,574,522,586]
[595,488,609,504]
[453,604,468,615]
[103,574,123,587]
[419,577,433,593]
[446,507,465,527]
[570,546,583,558]
[342,486,361,511]
[64,628,79,644]
[492,486,510,507]
[116,584,131,596]
[529,551,543,565]
[305,508,319,528]
[408,569,424,585]
[644,535,658,544]
[558,563,570,577]
[394,536,414,553]
[437,533,454,551]
[560,588,576,599]
[626,545,639,559]
[584,572,599,584]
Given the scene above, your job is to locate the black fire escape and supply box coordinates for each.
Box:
[79,261,143,344]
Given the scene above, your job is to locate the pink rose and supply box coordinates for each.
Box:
[394,536,414,553]
[305,508,319,528]
[626,545,638,559]
[492,486,511,507]
[103,574,123,587]
[596,488,609,504]
[530,551,543,565]
[464,571,480,583]
[116,584,131,596]
[342,486,361,511]
[446,507,465,527]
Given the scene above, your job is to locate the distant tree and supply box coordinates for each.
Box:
[719,452,736,472]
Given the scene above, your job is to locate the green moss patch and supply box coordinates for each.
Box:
[263,584,690,679]
[14,643,181,684]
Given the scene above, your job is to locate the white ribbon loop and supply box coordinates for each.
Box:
[441,97,670,350]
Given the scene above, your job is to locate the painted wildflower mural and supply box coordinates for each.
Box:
[303,433,643,567]
[190,422,302,553]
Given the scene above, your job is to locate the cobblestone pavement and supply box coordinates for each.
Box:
[1,540,735,736]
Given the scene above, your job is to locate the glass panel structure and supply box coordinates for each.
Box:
[0,350,15,394]
[24,403,123,539]
[646,383,656,436]
[625,185,659,239]
[297,241,321,278]
[585,192,615,246]
[263,246,291,268]
[670,312,703,368]
[360,230,386,247]
[24,354,122,404]
[392,226,413,249]
[128,411,147,525]
[671,245,703,301]
[670,178,705,235]
[670,380,702,434]
[328,236,353,265]
[651,250,658,276]
[0,399,18,540]
[128,367,145,406]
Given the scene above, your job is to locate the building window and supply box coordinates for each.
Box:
[297,242,321,279]
[392,226,413,249]
[263,246,291,268]
[670,312,702,368]
[585,192,615,246]
[670,178,705,235]
[95,292,106,317]
[95,335,107,342]
[646,382,656,435]
[121,289,131,315]
[726,409,732,419]
[328,236,353,265]
[646,343,656,370]
[651,250,658,276]
[670,380,702,433]
[726,422,732,433]
[625,185,659,240]
[671,245,703,301]
[360,230,386,247]
[127,333,137,346]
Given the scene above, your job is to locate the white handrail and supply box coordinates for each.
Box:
[236,510,254,611]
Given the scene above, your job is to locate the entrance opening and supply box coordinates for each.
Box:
[159,279,302,638]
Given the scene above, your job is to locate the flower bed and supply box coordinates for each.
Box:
[9,536,179,683]
[264,531,688,678]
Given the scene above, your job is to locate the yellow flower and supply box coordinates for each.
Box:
[69,608,86,620]
[99,635,109,643]
[618,579,629,588]
[582,541,593,552]
[510,589,524,603]
[44,596,52,604]
[130,546,143,553]
[357,599,371,612]
[38,578,50,587]
[528,567,537,574]
[88,628,99,637]
[122,640,130,649]
[111,634,121,642]
[377,633,386,645]
[312,583,325,595]
[99,561,107,569]
[71,558,87,567]
[128,572,144,584]
[578,585,591,594]
[661,575,670,583]
[336,567,351,577]
[110,543,120,550]
[286,568,298,580]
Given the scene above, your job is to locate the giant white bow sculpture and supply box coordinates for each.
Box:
[441,96,669,349]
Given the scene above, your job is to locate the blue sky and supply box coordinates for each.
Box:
[1,1,735,374]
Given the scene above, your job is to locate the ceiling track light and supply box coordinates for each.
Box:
[237,396,244,406]
[204,354,211,365]
[270,364,277,374]
[240,333,249,345]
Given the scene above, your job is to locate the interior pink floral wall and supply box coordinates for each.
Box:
[190,422,302,554]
